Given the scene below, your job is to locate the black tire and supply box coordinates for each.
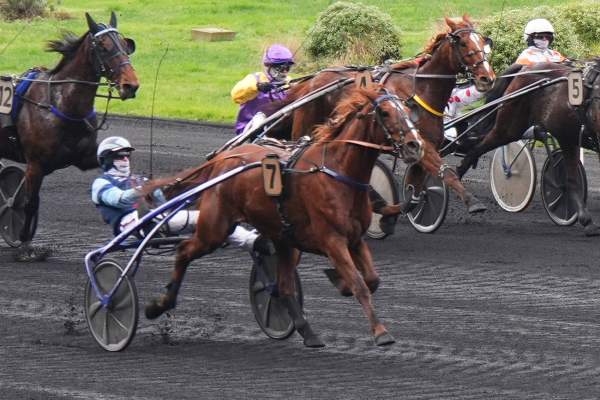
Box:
[0,165,38,247]
[541,149,588,226]
[367,158,399,240]
[402,164,449,234]
[489,141,537,212]
[84,259,139,352]
[249,253,303,340]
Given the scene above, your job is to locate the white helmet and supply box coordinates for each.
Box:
[523,18,555,41]
[97,136,135,168]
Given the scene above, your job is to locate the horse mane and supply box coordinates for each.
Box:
[46,31,88,74]
[312,87,380,142]
[422,15,474,55]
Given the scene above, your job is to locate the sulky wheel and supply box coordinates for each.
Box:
[84,259,139,352]
[540,149,587,226]
[249,253,303,340]
[402,163,449,234]
[489,141,537,213]
[367,158,399,240]
[0,165,38,247]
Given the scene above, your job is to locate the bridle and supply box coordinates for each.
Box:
[447,28,492,75]
[371,90,422,158]
[89,25,134,80]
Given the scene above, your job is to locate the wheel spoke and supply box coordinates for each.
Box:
[262,295,272,328]
[428,185,445,197]
[88,300,103,319]
[411,203,425,221]
[108,312,129,332]
[547,192,564,211]
[112,294,131,311]
[101,310,108,345]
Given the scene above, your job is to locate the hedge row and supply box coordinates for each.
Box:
[474,1,600,72]
[305,1,402,65]
[304,1,600,72]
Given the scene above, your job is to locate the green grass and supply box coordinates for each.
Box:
[0,0,577,123]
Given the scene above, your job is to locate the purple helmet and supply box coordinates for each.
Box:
[263,44,294,66]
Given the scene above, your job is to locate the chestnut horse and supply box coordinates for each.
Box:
[456,61,600,236]
[270,15,495,216]
[0,12,139,260]
[143,86,424,347]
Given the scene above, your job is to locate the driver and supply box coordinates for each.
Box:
[515,18,565,66]
[91,136,270,254]
[231,44,294,135]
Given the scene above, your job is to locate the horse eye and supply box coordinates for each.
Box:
[379,110,389,117]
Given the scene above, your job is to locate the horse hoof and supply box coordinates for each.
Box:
[584,224,600,237]
[374,332,395,346]
[145,299,169,320]
[303,334,325,348]
[145,300,163,320]
[13,245,53,262]
[468,202,487,214]
[367,277,380,294]
[323,269,353,297]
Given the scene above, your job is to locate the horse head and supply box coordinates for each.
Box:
[444,14,495,92]
[85,11,139,99]
[370,88,425,164]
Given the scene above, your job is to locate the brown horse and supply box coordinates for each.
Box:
[143,86,424,347]
[0,12,139,260]
[456,61,600,236]
[270,15,495,216]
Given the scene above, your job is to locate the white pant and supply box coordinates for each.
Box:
[445,85,484,119]
[119,210,258,252]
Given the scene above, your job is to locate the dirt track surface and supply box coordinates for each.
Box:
[2,116,600,399]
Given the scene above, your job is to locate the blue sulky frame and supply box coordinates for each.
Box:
[84,161,262,309]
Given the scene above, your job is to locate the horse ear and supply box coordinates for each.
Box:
[444,16,458,32]
[462,14,473,27]
[86,13,100,34]
[110,11,117,28]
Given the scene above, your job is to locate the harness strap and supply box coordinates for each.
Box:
[50,105,96,122]
[317,165,370,191]
[332,139,394,152]
[412,94,444,117]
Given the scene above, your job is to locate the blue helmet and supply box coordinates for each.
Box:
[263,44,294,66]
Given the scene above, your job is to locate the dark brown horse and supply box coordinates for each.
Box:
[456,61,600,236]
[270,15,495,216]
[143,86,424,347]
[0,12,139,260]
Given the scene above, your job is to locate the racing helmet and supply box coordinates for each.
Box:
[262,44,295,66]
[97,136,135,170]
[523,18,555,43]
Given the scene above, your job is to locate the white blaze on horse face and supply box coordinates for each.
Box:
[469,32,492,75]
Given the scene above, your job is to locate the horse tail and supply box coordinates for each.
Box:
[142,161,216,201]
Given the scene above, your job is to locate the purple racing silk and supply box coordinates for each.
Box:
[234,73,287,134]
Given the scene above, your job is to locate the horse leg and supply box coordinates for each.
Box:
[561,146,599,236]
[15,162,49,262]
[276,243,325,347]
[457,125,517,179]
[73,144,100,170]
[324,239,380,295]
[350,239,380,293]
[145,203,232,319]
[419,141,486,213]
[325,237,394,346]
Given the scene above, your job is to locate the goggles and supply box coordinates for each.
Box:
[532,33,553,41]
[270,63,292,73]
